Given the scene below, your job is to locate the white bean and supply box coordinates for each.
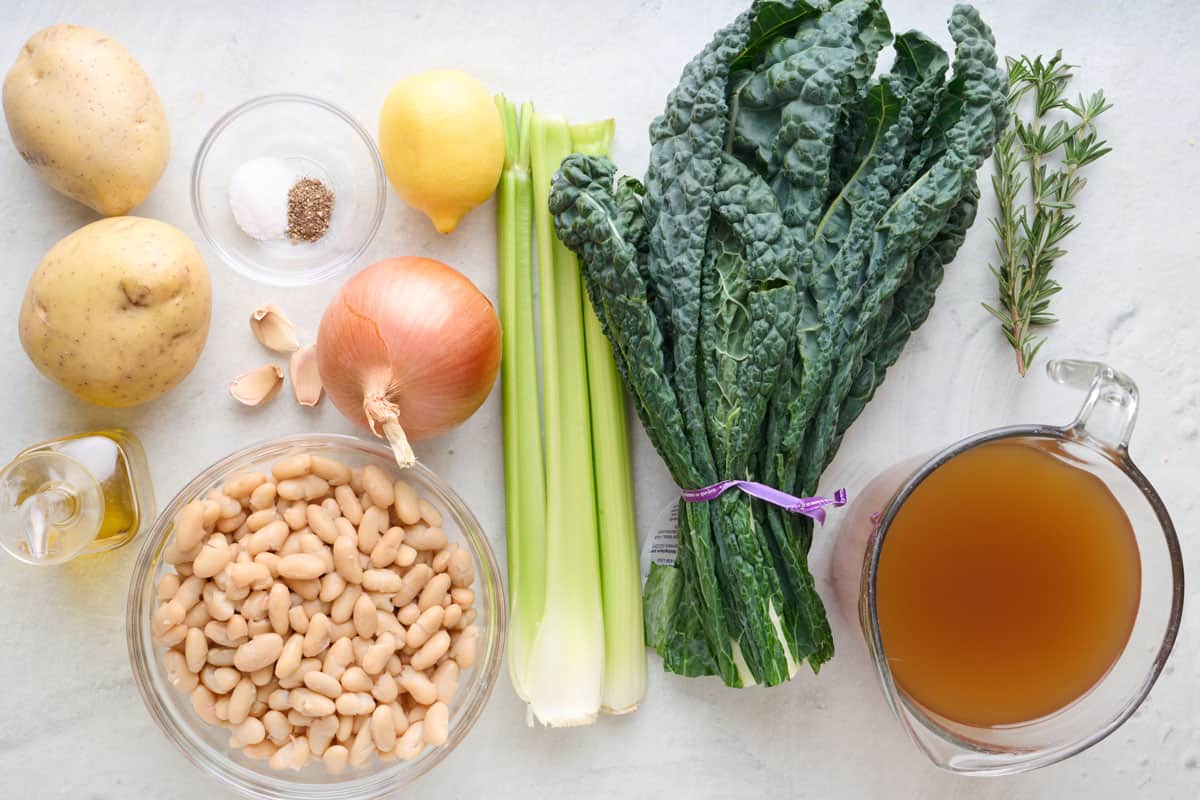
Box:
[392,480,421,525]
[394,721,425,761]
[234,633,284,672]
[370,704,397,752]
[423,702,449,746]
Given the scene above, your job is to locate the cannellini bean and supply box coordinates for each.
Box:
[318,572,346,604]
[362,632,395,675]
[307,504,338,544]
[442,604,463,630]
[362,569,402,594]
[432,660,459,704]
[357,506,388,555]
[334,485,364,525]
[160,624,189,647]
[267,689,290,711]
[244,740,277,760]
[288,605,310,634]
[335,713,354,743]
[392,480,421,525]
[206,647,236,667]
[185,627,208,673]
[260,520,292,553]
[370,704,397,752]
[276,479,307,502]
[245,508,278,533]
[223,472,266,499]
[450,587,474,609]
[303,669,343,699]
[275,633,304,678]
[255,552,281,577]
[335,692,376,717]
[370,526,405,568]
[418,573,451,612]
[263,709,291,744]
[341,666,372,693]
[152,599,185,636]
[267,583,291,636]
[228,677,256,724]
[231,562,271,590]
[202,665,240,694]
[278,553,325,580]
[229,716,266,748]
[282,501,308,530]
[204,620,242,648]
[323,744,349,774]
[225,613,248,642]
[405,525,447,551]
[174,576,205,610]
[451,626,479,669]
[250,666,274,686]
[394,564,433,606]
[353,593,378,638]
[322,637,354,680]
[280,658,322,690]
[270,735,310,771]
[370,671,399,704]
[406,605,444,649]
[394,721,425,761]
[393,544,417,568]
[174,502,208,552]
[386,654,404,676]
[349,722,374,766]
[185,601,211,629]
[447,548,474,587]
[190,685,218,725]
[423,702,449,746]
[418,499,442,528]
[308,713,338,757]
[241,590,270,621]
[271,453,311,481]
[234,633,284,672]
[216,513,246,534]
[358,465,392,509]
[309,455,351,486]
[249,482,277,511]
[330,582,361,624]
[333,535,363,584]
[411,630,451,671]
[399,666,438,705]
[164,650,197,692]
[290,687,336,718]
[376,610,404,639]
[351,637,371,664]
[247,618,272,638]
[285,577,321,601]
[457,608,477,630]
[214,695,231,722]
[406,704,425,723]
[157,573,181,601]
[397,603,420,626]
[303,613,331,658]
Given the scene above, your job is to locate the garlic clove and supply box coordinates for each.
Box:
[250,304,299,353]
[290,344,323,407]
[230,364,284,406]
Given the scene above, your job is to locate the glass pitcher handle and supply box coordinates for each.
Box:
[1046,359,1139,453]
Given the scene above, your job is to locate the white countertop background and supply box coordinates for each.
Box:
[0,1,1196,797]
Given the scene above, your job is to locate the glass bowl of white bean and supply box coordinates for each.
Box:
[126,433,504,799]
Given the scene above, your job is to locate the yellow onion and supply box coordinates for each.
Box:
[316,257,501,467]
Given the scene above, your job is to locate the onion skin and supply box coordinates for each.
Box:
[316,257,502,463]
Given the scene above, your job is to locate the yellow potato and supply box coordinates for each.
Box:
[3,25,169,215]
[19,217,211,408]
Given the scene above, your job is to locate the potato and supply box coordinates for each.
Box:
[3,25,169,215]
[19,217,211,408]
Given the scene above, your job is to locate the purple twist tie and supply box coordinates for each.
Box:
[681,480,848,525]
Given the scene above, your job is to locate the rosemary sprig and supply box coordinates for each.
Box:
[984,51,1112,376]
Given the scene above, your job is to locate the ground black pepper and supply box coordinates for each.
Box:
[287,177,334,243]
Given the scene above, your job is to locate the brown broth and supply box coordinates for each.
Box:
[875,438,1140,727]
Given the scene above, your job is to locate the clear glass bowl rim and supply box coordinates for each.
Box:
[126,433,505,799]
[189,93,386,287]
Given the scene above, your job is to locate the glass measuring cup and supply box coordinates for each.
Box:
[830,360,1185,775]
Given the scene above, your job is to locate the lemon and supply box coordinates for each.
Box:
[378,69,505,234]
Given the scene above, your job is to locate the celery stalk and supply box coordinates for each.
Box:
[495,96,545,703]
[526,112,604,726]
[569,120,646,714]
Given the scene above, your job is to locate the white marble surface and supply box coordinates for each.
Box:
[0,1,1196,797]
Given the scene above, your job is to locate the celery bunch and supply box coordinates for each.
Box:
[495,96,645,725]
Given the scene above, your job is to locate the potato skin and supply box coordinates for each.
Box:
[3,25,169,215]
[19,217,211,408]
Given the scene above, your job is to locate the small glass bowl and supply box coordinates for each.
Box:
[127,434,504,799]
[191,94,385,287]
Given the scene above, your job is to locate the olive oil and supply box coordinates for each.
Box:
[875,438,1140,727]
[0,429,154,565]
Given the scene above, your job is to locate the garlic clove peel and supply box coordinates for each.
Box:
[230,364,284,406]
[290,345,323,407]
[250,304,299,353]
